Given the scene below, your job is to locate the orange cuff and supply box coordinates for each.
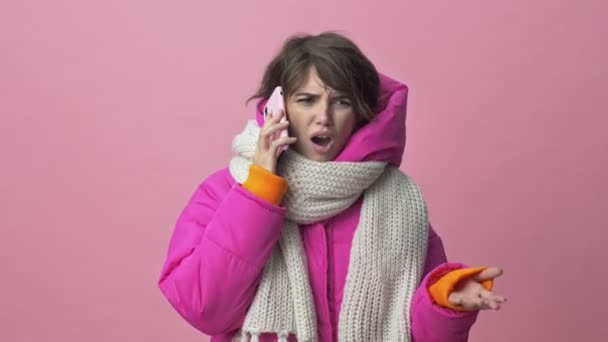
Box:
[429,266,494,311]
[242,164,288,205]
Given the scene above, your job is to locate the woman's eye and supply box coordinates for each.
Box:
[334,99,351,106]
[297,98,350,106]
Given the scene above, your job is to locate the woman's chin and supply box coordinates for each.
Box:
[292,143,335,162]
[304,150,334,162]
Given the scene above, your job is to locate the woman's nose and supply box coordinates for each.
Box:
[315,102,332,125]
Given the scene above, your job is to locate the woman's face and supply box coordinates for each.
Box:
[285,67,357,162]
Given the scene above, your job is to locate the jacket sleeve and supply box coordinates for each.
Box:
[157,169,286,335]
[410,223,480,342]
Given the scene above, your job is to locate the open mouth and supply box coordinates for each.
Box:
[311,136,332,147]
[310,135,333,153]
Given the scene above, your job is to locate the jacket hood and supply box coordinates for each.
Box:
[254,72,408,166]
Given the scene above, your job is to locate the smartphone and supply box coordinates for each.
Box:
[263,86,289,156]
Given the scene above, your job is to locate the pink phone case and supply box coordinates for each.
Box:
[263,86,289,156]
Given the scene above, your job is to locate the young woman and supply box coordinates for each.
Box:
[158,31,507,342]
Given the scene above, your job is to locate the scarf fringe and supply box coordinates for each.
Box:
[236,329,290,342]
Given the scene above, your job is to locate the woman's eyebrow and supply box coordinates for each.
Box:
[293,91,321,97]
[294,91,347,99]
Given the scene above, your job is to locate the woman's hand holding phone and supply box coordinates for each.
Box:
[253,109,297,174]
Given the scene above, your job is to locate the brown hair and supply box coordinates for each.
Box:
[247,31,380,127]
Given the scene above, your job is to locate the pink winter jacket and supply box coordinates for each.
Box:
[158,73,481,341]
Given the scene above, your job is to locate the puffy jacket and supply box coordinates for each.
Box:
[159,73,483,341]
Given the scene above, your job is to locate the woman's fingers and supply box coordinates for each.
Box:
[270,136,297,152]
[253,109,290,173]
[487,300,501,310]
[263,120,290,137]
[473,267,507,311]
[454,295,499,311]
[482,297,502,310]
[259,110,287,148]
[265,109,285,125]
[479,288,507,303]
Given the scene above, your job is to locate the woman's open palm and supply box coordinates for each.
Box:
[448,266,507,311]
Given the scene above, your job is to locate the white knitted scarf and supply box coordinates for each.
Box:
[228,120,429,342]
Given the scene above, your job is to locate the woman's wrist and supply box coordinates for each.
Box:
[242,163,289,205]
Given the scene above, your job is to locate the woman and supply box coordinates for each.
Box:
[158,31,506,342]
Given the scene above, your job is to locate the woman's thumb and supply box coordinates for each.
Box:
[474,266,503,281]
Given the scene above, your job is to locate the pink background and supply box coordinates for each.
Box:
[1,0,606,341]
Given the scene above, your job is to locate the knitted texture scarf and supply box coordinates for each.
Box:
[228,120,429,342]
